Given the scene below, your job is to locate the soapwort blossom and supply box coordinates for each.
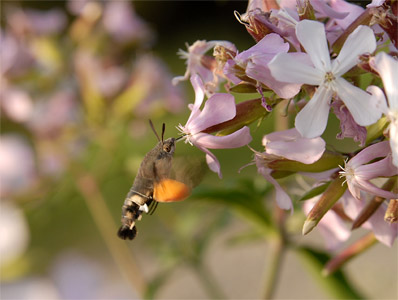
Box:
[177,75,252,178]
[224,33,302,100]
[339,141,398,200]
[268,20,382,138]
[172,40,237,95]
[368,52,398,167]
[252,128,326,211]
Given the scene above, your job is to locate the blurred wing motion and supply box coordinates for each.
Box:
[154,179,191,202]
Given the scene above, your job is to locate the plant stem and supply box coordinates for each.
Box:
[194,261,226,299]
[75,172,147,296]
[262,237,286,299]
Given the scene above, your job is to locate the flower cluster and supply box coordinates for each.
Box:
[173,0,398,250]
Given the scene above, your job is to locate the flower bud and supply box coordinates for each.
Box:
[385,199,398,223]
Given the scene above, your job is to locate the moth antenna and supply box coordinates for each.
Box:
[161,123,166,143]
[149,119,161,142]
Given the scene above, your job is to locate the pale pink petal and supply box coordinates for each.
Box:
[366,0,385,8]
[332,26,376,76]
[296,20,331,71]
[256,162,293,211]
[366,203,398,247]
[329,0,364,29]
[196,145,222,178]
[186,75,205,126]
[312,0,348,20]
[268,53,323,85]
[187,93,236,134]
[355,155,398,180]
[295,85,333,138]
[263,128,326,164]
[348,141,391,167]
[354,177,398,200]
[374,52,398,109]
[191,126,252,149]
[334,77,382,126]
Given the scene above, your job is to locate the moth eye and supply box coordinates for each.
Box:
[163,144,171,152]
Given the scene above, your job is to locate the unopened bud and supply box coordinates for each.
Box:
[385,199,398,223]
[297,0,316,20]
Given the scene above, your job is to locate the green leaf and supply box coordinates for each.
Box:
[229,83,258,93]
[299,181,331,201]
[295,247,365,300]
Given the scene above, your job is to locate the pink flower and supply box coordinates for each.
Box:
[177,75,252,178]
[339,141,398,200]
[342,191,398,247]
[368,52,398,167]
[224,33,302,99]
[268,20,381,138]
[172,40,237,95]
[331,98,367,146]
[252,128,326,211]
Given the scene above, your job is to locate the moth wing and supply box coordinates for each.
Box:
[154,179,191,202]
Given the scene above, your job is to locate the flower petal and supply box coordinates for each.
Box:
[348,141,391,167]
[191,126,252,149]
[268,52,323,85]
[332,25,376,76]
[374,52,398,109]
[195,144,222,178]
[296,20,331,71]
[186,74,205,126]
[335,77,382,126]
[389,121,398,167]
[295,84,333,138]
[187,93,236,134]
[366,85,389,115]
[263,128,326,164]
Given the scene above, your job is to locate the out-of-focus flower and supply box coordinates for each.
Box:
[0,201,30,266]
[177,75,252,178]
[368,52,398,167]
[28,90,79,138]
[7,8,66,36]
[252,128,326,211]
[303,198,351,251]
[131,55,185,115]
[103,1,152,43]
[0,135,36,197]
[172,40,237,95]
[0,88,33,123]
[342,191,398,247]
[269,20,381,138]
[224,33,302,100]
[339,141,398,200]
[331,98,367,146]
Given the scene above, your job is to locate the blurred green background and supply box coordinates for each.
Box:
[0,1,396,299]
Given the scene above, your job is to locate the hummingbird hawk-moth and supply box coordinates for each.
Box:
[117,121,191,240]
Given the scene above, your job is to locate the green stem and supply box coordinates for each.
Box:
[262,237,286,299]
[194,261,226,299]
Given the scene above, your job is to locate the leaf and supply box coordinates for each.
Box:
[190,179,276,235]
[229,83,258,93]
[299,181,331,201]
[295,247,365,300]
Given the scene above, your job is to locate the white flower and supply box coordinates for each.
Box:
[368,52,398,167]
[268,20,381,138]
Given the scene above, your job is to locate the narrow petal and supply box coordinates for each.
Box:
[268,53,323,85]
[295,85,333,138]
[186,74,205,126]
[196,145,222,178]
[356,156,398,180]
[187,93,236,134]
[296,20,331,71]
[191,126,252,149]
[256,163,293,211]
[348,141,391,167]
[333,26,376,76]
[335,77,382,126]
[374,52,398,109]
[355,179,398,200]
